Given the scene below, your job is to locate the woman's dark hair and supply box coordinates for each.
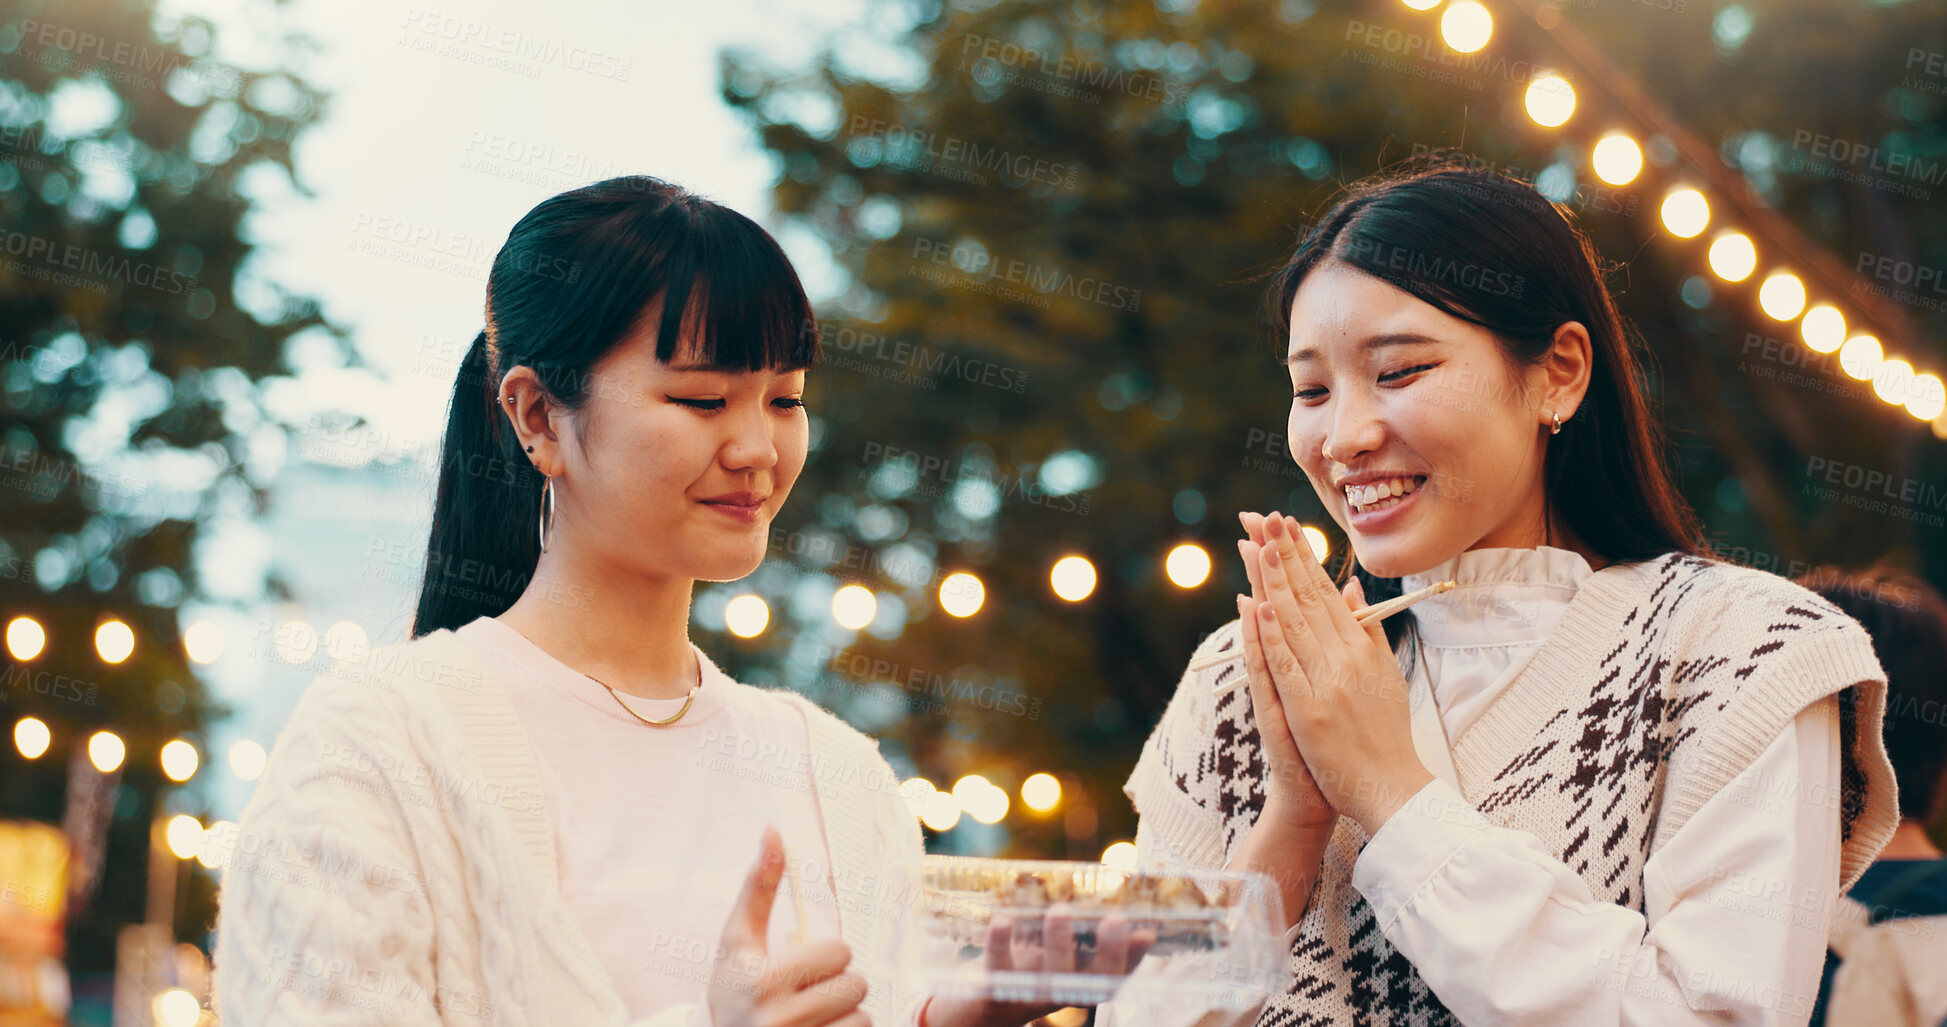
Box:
[1795,564,1947,823]
[410,175,819,638]
[1266,156,1710,661]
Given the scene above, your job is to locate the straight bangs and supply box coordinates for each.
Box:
[650,202,819,373]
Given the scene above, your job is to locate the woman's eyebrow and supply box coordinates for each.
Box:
[1285,332,1442,365]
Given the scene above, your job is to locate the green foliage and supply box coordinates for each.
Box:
[723,0,1947,854]
[0,0,329,969]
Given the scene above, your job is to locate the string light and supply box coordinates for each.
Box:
[1525,73,1576,127]
[1659,189,1710,238]
[95,620,134,664]
[1165,544,1212,588]
[1592,134,1644,186]
[724,595,770,638]
[1050,556,1097,602]
[6,617,45,661]
[1757,273,1807,321]
[1800,306,1847,353]
[831,585,877,630]
[940,573,985,617]
[1839,335,1883,382]
[1708,233,1758,282]
[1440,1,1493,53]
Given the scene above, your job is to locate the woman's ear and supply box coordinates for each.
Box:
[1538,321,1594,426]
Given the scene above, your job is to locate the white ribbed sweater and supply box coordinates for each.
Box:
[210,627,926,1026]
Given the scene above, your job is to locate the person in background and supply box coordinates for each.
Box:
[1797,564,1947,1027]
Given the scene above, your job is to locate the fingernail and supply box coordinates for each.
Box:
[1263,546,1280,565]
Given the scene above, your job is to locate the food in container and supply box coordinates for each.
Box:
[894,856,1288,1009]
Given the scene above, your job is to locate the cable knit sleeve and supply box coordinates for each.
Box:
[1121,620,1252,869]
[212,672,454,1026]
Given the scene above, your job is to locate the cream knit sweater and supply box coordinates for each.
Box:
[210,627,927,1026]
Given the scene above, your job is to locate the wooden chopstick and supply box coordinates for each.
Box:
[1354,580,1456,625]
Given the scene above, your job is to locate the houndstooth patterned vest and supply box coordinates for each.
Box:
[1126,552,1898,1025]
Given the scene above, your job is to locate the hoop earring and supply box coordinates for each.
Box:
[1550,411,1563,436]
[538,475,556,553]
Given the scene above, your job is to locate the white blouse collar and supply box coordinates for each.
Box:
[1398,545,1597,648]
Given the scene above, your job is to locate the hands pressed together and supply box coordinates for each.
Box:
[1233,512,1434,840]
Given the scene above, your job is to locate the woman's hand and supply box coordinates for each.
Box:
[710,826,871,1027]
[1244,512,1433,838]
[1236,514,1336,832]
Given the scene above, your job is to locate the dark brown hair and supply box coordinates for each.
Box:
[1267,158,1711,656]
[411,176,818,638]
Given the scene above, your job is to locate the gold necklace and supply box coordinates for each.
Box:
[588,668,702,727]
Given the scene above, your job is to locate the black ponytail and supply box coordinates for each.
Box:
[410,328,541,636]
[409,175,819,638]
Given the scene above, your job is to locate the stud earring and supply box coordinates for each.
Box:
[1550,411,1563,435]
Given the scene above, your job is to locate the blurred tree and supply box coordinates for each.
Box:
[722,0,1947,856]
[0,0,330,989]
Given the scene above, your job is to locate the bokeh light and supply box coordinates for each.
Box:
[1839,335,1883,381]
[1165,544,1212,588]
[724,595,770,638]
[1659,189,1710,238]
[95,619,134,664]
[940,572,986,617]
[1439,1,1492,53]
[1591,134,1643,185]
[1050,556,1097,602]
[160,739,199,783]
[1524,73,1576,127]
[1021,772,1062,812]
[1799,305,1846,353]
[5,617,46,661]
[14,717,50,759]
[831,584,877,630]
[183,621,224,664]
[1707,233,1758,282]
[88,730,125,773]
[1757,273,1806,321]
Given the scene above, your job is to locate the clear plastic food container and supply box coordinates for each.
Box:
[894,855,1288,1009]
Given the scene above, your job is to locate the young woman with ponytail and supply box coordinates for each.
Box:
[211,177,1098,1027]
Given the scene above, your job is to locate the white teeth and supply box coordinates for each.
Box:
[1344,476,1424,511]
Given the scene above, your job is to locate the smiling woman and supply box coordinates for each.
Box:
[210,176,1053,1027]
[1103,161,1901,1027]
